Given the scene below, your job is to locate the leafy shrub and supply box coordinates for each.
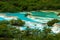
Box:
[9,19,25,26]
[47,19,60,26]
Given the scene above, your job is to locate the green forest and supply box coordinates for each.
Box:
[0,0,60,12]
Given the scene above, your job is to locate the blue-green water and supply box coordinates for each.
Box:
[31,11,60,19]
[0,12,60,31]
[6,13,37,22]
[0,11,60,23]
[0,17,5,20]
[6,12,60,23]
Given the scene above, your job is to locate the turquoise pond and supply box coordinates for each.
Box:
[31,11,60,19]
[0,11,60,31]
[2,11,60,21]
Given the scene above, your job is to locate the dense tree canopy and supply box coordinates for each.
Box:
[0,0,60,12]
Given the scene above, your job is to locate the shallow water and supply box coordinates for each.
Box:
[31,11,60,19]
[0,12,60,32]
[5,12,59,21]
